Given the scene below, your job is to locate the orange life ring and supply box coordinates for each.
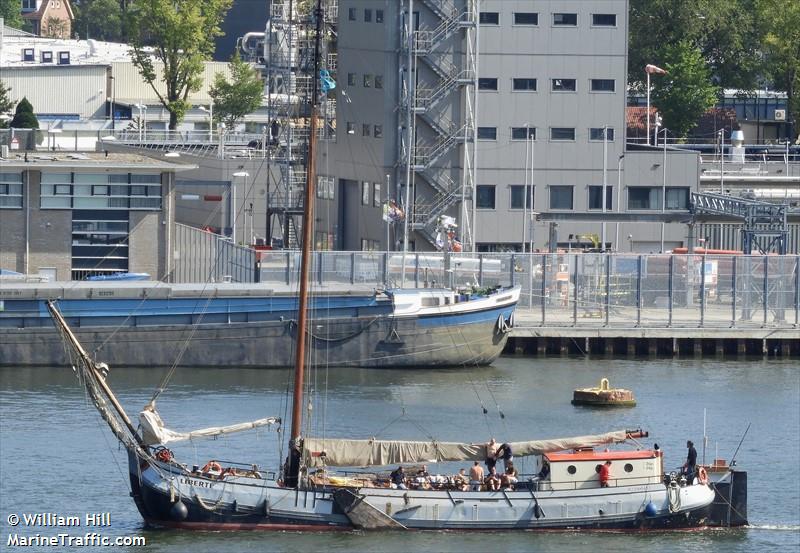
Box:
[698,466,708,485]
[202,461,223,473]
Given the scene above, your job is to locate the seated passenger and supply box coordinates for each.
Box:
[453,468,469,491]
[537,460,550,480]
[390,466,407,490]
[485,466,501,491]
[501,462,518,489]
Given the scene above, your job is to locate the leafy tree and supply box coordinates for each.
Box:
[756,0,800,141]
[0,81,13,129]
[209,52,264,130]
[651,41,720,138]
[0,0,24,29]
[73,0,124,42]
[629,0,760,91]
[10,97,39,129]
[126,0,232,130]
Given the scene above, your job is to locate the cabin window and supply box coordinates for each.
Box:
[624,463,634,473]
[567,465,577,475]
[595,464,602,473]
[422,297,440,307]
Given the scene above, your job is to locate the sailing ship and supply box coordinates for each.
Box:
[45,0,716,531]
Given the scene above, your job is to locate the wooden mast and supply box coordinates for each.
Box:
[286,0,323,488]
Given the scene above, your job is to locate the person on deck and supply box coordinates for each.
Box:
[484,438,498,472]
[538,460,550,480]
[683,440,698,481]
[469,461,484,491]
[501,462,518,489]
[599,460,612,487]
[496,442,514,472]
[454,468,469,491]
[485,466,501,491]
[390,466,407,490]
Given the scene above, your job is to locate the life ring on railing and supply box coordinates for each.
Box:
[202,461,223,474]
[697,466,708,485]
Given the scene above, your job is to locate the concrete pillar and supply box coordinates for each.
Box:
[737,340,747,356]
[672,338,678,356]
[715,340,724,356]
[627,338,637,356]
[693,339,703,356]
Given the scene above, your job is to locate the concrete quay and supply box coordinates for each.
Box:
[508,308,800,358]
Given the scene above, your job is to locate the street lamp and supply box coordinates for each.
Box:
[601,125,609,252]
[198,105,213,141]
[109,75,116,131]
[134,103,148,142]
[232,171,249,244]
[657,127,668,253]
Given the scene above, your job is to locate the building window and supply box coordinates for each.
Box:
[549,186,574,210]
[511,127,536,140]
[91,185,110,196]
[588,186,613,210]
[361,239,380,251]
[550,127,576,141]
[477,127,497,140]
[553,13,578,26]
[592,14,617,26]
[513,12,538,25]
[373,183,381,207]
[364,8,372,22]
[479,12,499,25]
[589,127,615,141]
[552,78,576,92]
[591,79,616,92]
[55,184,72,195]
[510,185,534,209]
[374,125,383,138]
[0,173,23,209]
[376,9,384,23]
[41,51,53,63]
[666,187,690,210]
[476,185,496,209]
[363,74,372,87]
[317,175,335,200]
[362,123,371,136]
[22,48,34,62]
[347,72,356,86]
[348,7,357,21]
[628,187,661,210]
[478,77,498,90]
[512,78,537,91]
[361,181,370,205]
[347,122,356,134]
[22,0,36,10]
[57,51,70,65]
[375,74,383,89]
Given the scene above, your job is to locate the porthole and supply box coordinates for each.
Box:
[594,464,602,473]
[567,465,577,475]
[624,463,634,473]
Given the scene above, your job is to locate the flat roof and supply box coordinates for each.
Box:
[546,450,658,462]
[0,152,196,171]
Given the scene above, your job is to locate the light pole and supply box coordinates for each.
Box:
[109,75,116,131]
[134,103,147,141]
[615,154,624,251]
[718,129,724,194]
[601,125,609,252]
[232,171,249,244]
[644,64,666,145]
[658,127,668,253]
[522,123,530,253]
[199,105,213,141]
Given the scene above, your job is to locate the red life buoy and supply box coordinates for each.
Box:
[698,466,708,485]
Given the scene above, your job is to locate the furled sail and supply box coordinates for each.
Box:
[139,407,279,446]
[303,430,631,468]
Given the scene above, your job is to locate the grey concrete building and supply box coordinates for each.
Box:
[326,0,702,253]
[0,151,194,280]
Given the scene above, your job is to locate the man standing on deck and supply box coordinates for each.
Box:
[469,461,484,491]
[683,440,698,481]
[599,460,612,487]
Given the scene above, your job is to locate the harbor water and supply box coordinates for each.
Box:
[1,357,798,552]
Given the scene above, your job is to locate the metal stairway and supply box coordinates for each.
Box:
[690,192,789,254]
[400,0,477,248]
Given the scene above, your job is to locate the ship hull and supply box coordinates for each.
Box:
[0,288,518,368]
[128,453,715,532]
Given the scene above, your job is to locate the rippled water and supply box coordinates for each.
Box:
[1,357,798,552]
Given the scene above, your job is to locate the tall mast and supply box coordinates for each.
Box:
[286,0,322,487]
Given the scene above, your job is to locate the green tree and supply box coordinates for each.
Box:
[0,0,24,29]
[209,52,264,130]
[756,0,800,141]
[125,0,233,130]
[629,0,760,91]
[0,82,13,129]
[73,0,124,42]
[10,97,39,129]
[651,41,720,138]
